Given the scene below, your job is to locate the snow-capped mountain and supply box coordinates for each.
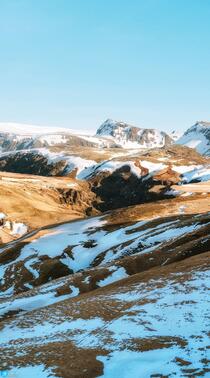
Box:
[0,132,103,153]
[96,119,172,148]
[169,130,183,141]
[176,121,210,156]
[0,119,174,152]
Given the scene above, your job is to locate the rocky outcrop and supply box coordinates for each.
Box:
[57,186,98,216]
[0,152,67,176]
[153,165,181,185]
[90,163,181,212]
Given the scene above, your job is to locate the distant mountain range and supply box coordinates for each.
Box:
[0,119,209,156]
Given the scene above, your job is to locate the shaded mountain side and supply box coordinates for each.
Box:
[0,152,70,176]
[90,164,181,211]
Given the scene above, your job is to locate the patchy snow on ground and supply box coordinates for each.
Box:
[164,189,181,196]
[140,160,166,173]
[182,165,210,183]
[0,281,80,318]
[80,158,167,180]
[98,267,128,287]
[0,148,96,178]
[36,149,96,177]
[98,270,210,377]
[0,268,209,378]
[172,164,202,174]
[0,212,6,220]
[3,220,28,236]
[3,364,55,378]
[10,222,28,236]
[1,213,209,299]
[38,133,68,145]
[180,191,194,197]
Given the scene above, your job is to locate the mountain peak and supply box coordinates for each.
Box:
[194,121,210,128]
[96,119,134,137]
[96,119,171,148]
[176,121,210,156]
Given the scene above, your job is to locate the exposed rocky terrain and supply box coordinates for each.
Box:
[0,120,210,377]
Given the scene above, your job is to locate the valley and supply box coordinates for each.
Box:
[0,119,209,377]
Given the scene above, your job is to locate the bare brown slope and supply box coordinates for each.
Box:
[0,171,97,244]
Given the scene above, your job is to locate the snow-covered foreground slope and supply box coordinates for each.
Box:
[0,249,209,377]
[176,121,210,156]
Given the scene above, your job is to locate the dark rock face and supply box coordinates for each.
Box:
[91,164,181,212]
[0,152,67,176]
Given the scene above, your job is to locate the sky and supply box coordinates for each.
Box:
[0,0,210,134]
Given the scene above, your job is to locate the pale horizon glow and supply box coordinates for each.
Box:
[0,0,210,133]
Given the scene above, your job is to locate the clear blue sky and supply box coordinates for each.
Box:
[0,0,210,133]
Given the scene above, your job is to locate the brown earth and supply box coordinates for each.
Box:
[0,171,98,244]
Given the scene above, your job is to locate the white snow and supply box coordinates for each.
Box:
[96,119,167,149]
[164,189,180,196]
[98,267,128,287]
[169,130,183,141]
[176,121,210,155]
[1,212,208,299]
[182,165,210,183]
[80,159,166,180]
[0,148,96,178]
[140,160,166,172]
[66,182,79,188]
[0,268,209,378]
[0,212,6,220]
[10,222,28,236]
[4,364,55,378]
[0,122,87,136]
[0,281,79,317]
[97,270,210,377]
[38,133,68,145]
[172,164,202,174]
